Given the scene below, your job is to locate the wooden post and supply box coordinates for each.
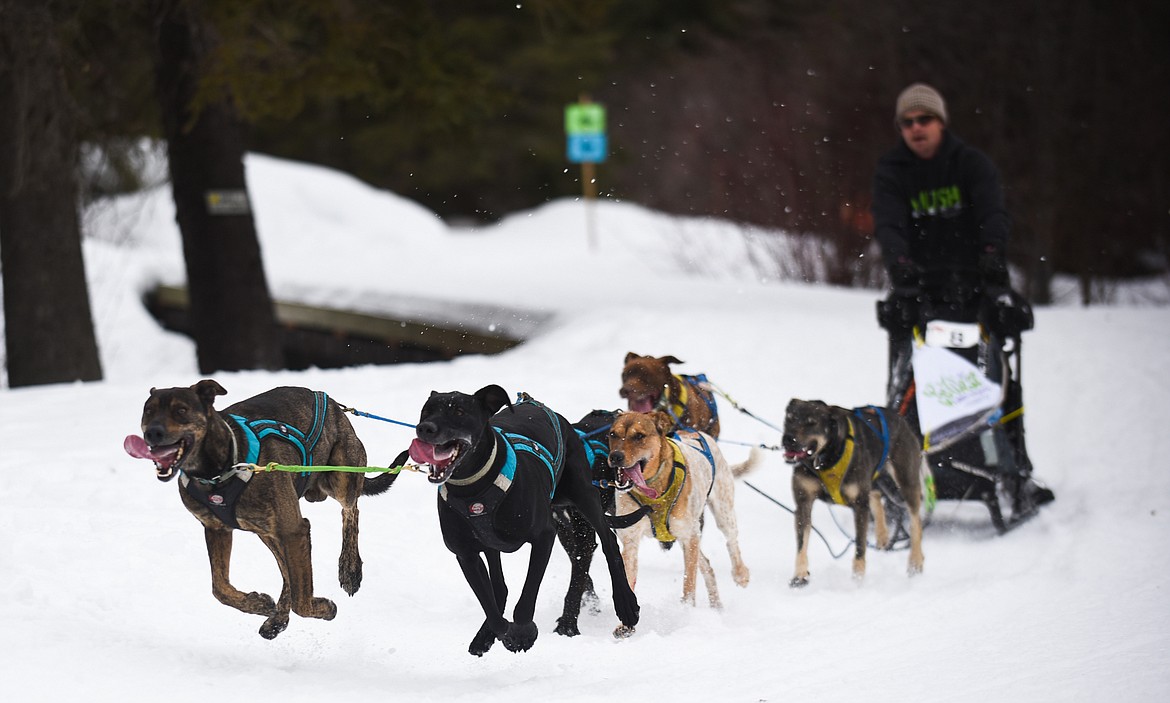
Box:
[567,93,605,251]
[582,160,597,251]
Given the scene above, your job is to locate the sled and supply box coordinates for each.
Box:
[880,286,1052,534]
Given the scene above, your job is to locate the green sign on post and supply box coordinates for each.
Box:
[565,99,606,251]
[565,102,607,164]
[565,103,606,135]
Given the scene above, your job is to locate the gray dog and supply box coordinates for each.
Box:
[782,398,925,585]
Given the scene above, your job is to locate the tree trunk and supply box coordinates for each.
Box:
[152,0,283,373]
[0,1,103,387]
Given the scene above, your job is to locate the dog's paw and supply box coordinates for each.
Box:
[554,616,581,638]
[241,591,277,615]
[583,588,602,615]
[339,558,363,596]
[613,623,636,639]
[295,596,337,621]
[612,581,640,622]
[789,576,809,589]
[733,564,750,588]
[468,640,494,657]
[614,595,640,628]
[469,624,497,657]
[259,614,289,639]
[502,621,538,653]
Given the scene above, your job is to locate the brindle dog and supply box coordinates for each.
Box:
[618,352,720,437]
[782,398,925,586]
[124,380,398,639]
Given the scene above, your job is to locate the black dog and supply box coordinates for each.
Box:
[408,386,639,655]
[551,409,649,637]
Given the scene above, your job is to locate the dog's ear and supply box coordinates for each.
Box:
[193,379,227,410]
[624,351,641,364]
[475,384,512,416]
[652,410,675,435]
[827,408,850,440]
[659,355,685,366]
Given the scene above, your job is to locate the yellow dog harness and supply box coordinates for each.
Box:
[655,377,691,425]
[816,427,854,505]
[656,373,719,434]
[815,417,875,506]
[628,441,688,543]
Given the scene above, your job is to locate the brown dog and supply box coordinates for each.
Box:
[607,411,760,626]
[124,380,398,639]
[619,352,720,437]
[782,399,925,586]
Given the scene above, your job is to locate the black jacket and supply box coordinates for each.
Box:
[872,131,1009,283]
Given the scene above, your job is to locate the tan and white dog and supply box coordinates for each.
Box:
[606,411,760,630]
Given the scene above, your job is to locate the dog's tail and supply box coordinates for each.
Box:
[362,449,409,496]
[730,446,766,479]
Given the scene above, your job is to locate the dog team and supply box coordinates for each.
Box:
[124,351,927,655]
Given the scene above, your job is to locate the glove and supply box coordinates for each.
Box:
[981,288,1034,337]
[877,291,919,333]
[978,245,1009,293]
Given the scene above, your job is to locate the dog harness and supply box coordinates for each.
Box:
[658,373,720,433]
[853,406,892,474]
[578,424,624,490]
[814,410,891,506]
[814,422,857,506]
[628,432,717,543]
[181,391,327,529]
[439,397,566,552]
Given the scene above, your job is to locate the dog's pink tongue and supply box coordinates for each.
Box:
[124,435,181,470]
[410,438,457,467]
[408,438,437,465]
[784,449,812,464]
[623,465,659,499]
[628,397,654,413]
[124,435,158,460]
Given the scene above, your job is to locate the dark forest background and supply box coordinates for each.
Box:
[3,0,1168,385]
[74,1,1169,297]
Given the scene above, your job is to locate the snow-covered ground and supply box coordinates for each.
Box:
[2,153,1168,702]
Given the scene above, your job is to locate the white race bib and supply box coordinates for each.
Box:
[923,319,982,349]
[911,342,1001,445]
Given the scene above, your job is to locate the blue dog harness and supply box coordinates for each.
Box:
[439,396,567,552]
[182,391,328,529]
[852,405,892,478]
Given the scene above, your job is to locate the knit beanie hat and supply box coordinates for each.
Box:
[895,83,948,125]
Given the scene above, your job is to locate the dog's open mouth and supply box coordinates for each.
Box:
[783,445,814,464]
[615,460,659,499]
[625,394,659,414]
[408,438,464,484]
[124,434,191,481]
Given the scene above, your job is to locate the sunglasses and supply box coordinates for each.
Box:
[899,114,938,129]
